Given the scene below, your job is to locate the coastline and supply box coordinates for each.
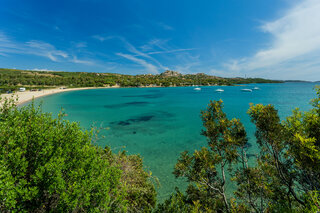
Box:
[0,82,273,107]
[0,86,120,107]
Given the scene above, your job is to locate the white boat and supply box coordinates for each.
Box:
[241,89,252,92]
[194,87,201,91]
[252,87,260,90]
[215,89,224,92]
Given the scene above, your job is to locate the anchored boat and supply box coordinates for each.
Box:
[241,89,253,92]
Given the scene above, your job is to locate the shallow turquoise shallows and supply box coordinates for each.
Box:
[30,82,319,200]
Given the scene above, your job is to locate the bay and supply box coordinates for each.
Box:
[31,82,319,200]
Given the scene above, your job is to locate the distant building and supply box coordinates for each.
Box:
[19,87,26,92]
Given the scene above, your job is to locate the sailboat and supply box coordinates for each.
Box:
[241,88,253,92]
[193,76,202,91]
[215,89,224,92]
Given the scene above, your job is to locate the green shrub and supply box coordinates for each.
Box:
[0,99,157,212]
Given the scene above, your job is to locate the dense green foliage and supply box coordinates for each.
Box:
[158,89,320,212]
[0,68,282,93]
[104,147,157,212]
[0,99,156,212]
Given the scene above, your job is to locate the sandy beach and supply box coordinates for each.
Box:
[0,87,113,107]
[0,84,220,107]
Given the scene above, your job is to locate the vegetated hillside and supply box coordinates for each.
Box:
[0,68,282,93]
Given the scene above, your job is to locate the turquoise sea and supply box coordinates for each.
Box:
[31,82,319,200]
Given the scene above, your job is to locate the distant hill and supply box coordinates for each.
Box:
[284,80,312,83]
[0,68,283,93]
[160,70,182,77]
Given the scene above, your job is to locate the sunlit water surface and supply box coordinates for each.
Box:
[29,83,319,200]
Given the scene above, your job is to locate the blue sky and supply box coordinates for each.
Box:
[1,0,320,80]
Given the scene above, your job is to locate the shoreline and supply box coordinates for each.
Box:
[0,82,278,107]
[0,85,200,106]
[0,86,120,107]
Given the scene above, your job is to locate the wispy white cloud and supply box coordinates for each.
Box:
[95,35,168,71]
[75,42,87,48]
[26,40,68,62]
[93,33,200,74]
[0,32,18,49]
[116,52,159,74]
[70,56,95,65]
[0,35,69,62]
[147,48,196,55]
[0,32,11,43]
[139,39,196,55]
[0,31,98,67]
[140,39,169,51]
[172,53,201,74]
[121,38,168,70]
[223,60,241,72]
[157,22,174,31]
[225,0,320,79]
[92,35,114,42]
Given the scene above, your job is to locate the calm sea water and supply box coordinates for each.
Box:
[31,82,319,200]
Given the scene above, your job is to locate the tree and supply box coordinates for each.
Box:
[170,100,247,212]
[243,87,320,211]
[159,88,320,212]
[0,98,156,212]
[103,147,157,213]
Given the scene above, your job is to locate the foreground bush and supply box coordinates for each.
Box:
[0,99,156,212]
[104,148,157,212]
